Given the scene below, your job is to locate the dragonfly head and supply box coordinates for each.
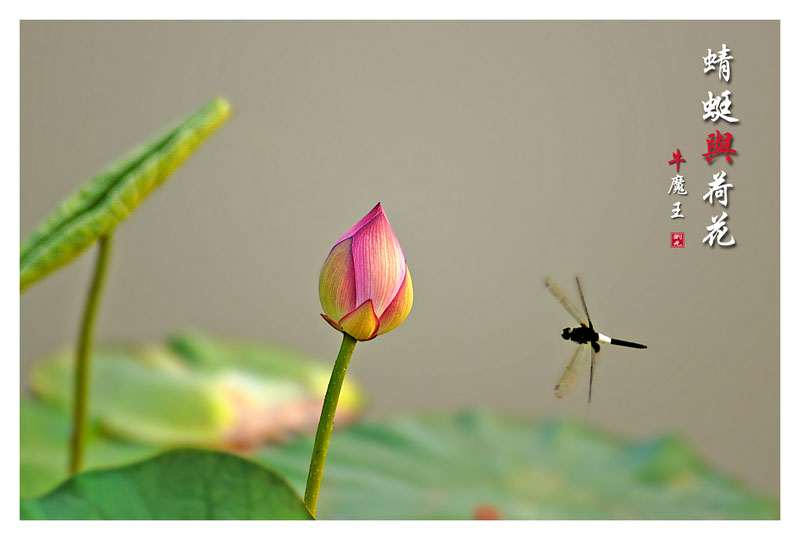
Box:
[561,327,572,340]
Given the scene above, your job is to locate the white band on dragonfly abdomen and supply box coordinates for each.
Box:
[598,333,611,343]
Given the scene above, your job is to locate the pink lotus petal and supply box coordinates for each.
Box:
[320,313,342,332]
[336,202,384,244]
[378,265,413,335]
[318,238,357,322]
[351,212,406,316]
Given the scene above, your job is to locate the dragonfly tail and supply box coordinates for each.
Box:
[609,338,647,349]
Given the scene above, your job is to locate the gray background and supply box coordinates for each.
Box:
[20,21,779,496]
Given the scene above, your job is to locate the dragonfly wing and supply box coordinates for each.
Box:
[575,276,593,329]
[545,278,585,324]
[554,344,590,398]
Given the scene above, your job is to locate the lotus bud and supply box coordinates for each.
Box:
[319,203,413,341]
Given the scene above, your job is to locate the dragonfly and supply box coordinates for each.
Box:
[544,277,647,402]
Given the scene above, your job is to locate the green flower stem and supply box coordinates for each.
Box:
[68,235,113,475]
[304,332,357,516]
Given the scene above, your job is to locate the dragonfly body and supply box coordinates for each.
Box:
[562,323,610,352]
[545,277,647,402]
[562,324,644,352]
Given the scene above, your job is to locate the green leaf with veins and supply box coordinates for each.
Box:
[20,97,231,291]
[21,449,312,520]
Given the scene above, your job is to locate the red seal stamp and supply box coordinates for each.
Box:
[671,232,685,248]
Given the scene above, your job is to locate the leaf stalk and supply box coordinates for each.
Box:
[68,234,113,475]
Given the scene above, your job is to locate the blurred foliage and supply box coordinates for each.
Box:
[259,411,778,519]
[29,330,365,446]
[20,97,231,291]
[21,398,157,499]
[22,330,364,498]
[21,449,311,520]
[21,332,777,519]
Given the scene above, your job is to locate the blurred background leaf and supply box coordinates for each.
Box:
[21,330,365,498]
[20,398,157,499]
[21,449,312,520]
[259,411,777,519]
[20,332,777,519]
[20,97,231,291]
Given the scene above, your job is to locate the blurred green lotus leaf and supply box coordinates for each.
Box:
[20,398,158,499]
[22,331,364,498]
[21,449,312,520]
[28,331,365,449]
[20,97,232,292]
[22,334,775,519]
[258,411,778,519]
[167,330,365,412]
